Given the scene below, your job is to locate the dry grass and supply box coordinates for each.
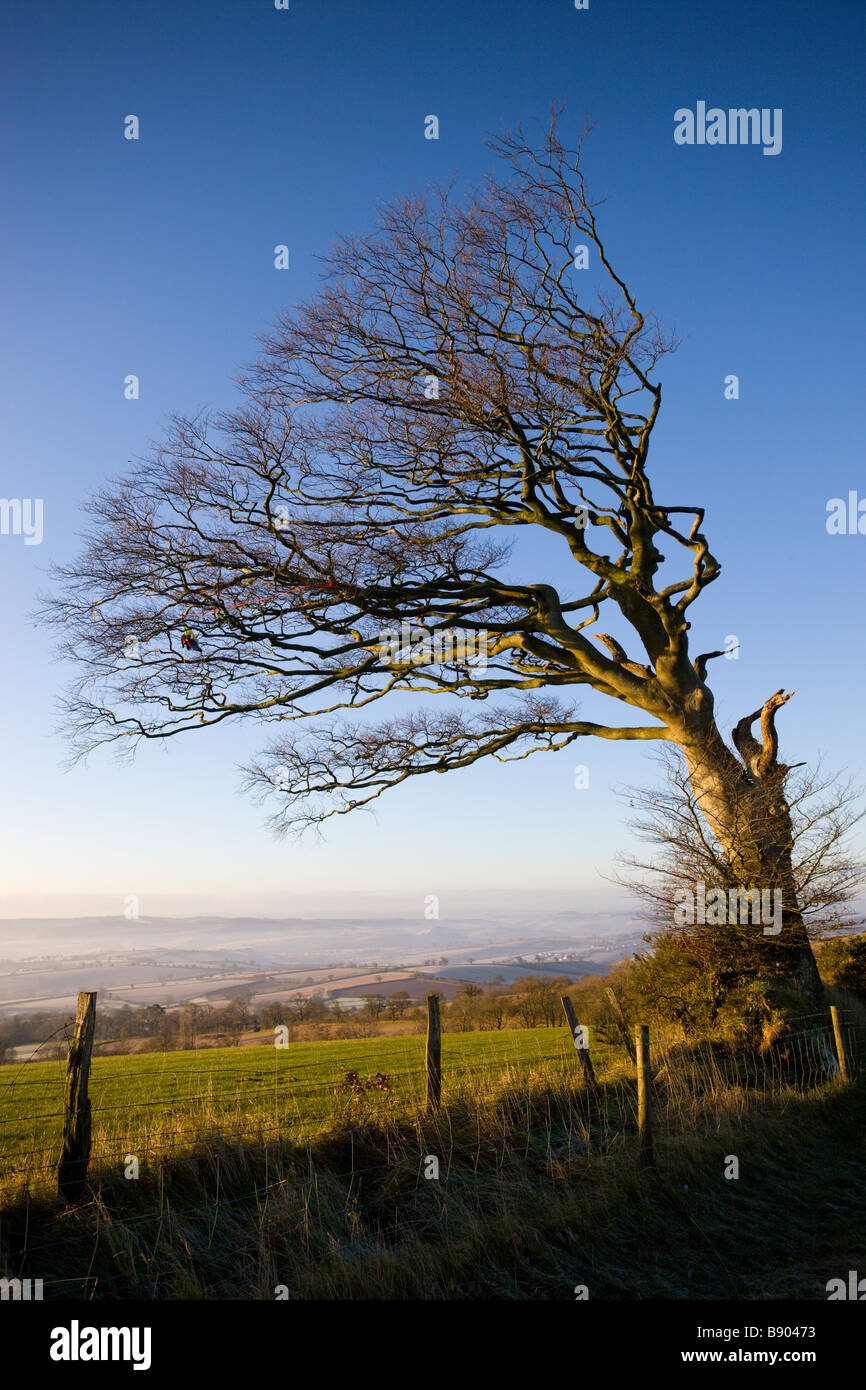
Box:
[2,1009,863,1300]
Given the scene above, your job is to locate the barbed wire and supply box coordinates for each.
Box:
[0,1050,590,1116]
[0,1019,74,1092]
[1,1013,858,1194]
[0,1021,852,1115]
[2,1006,857,1079]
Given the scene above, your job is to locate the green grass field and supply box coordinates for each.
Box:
[2,1020,865,1299]
[2,1026,631,1194]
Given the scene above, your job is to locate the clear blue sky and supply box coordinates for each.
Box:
[1,0,863,920]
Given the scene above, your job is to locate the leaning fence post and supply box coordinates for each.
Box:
[561,996,597,1086]
[636,1023,654,1169]
[58,991,97,1201]
[425,993,442,1113]
[830,1005,850,1081]
[605,986,637,1063]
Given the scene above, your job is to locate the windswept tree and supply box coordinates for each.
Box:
[44,115,825,1001]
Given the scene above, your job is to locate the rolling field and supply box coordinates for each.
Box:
[1,1026,625,1195]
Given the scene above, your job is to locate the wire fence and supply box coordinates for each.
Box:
[1,1007,860,1180]
[1,1003,862,1298]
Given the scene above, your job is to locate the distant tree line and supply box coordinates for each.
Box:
[2,936,864,1063]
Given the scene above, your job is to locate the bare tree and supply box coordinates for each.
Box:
[363,994,387,1022]
[285,994,317,1024]
[387,990,411,1020]
[43,113,826,1000]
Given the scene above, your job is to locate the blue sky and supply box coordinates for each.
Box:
[0,0,863,921]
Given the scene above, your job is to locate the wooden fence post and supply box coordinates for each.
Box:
[425,993,442,1113]
[636,1023,654,1169]
[830,1005,850,1081]
[58,991,97,1201]
[605,986,637,1063]
[561,996,597,1086]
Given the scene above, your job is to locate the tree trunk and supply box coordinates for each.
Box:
[677,699,823,1006]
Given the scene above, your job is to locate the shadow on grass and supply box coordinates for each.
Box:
[2,1066,863,1300]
